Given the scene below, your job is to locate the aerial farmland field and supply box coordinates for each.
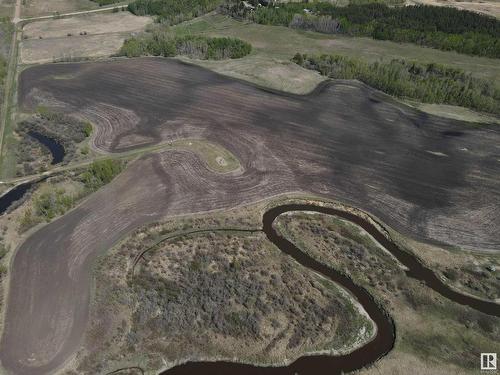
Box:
[0,1,499,375]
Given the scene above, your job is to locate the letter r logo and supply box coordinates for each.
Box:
[481,353,497,370]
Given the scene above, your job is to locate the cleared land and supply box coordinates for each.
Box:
[172,14,500,120]
[21,0,99,18]
[405,101,500,125]
[20,12,151,64]
[2,58,500,374]
[178,54,326,95]
[174,14,500,84]
[19,58,500,251]
[408,0,500,19]
[0,0,13,18]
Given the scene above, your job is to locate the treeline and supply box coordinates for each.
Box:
[222,2,500,58]
[292,53,500,114]
[19,159,124,232]
[80,159,124,191]
[119,30,251,59]
[128,0,222,24]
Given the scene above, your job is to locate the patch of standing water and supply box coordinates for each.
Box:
[28,131,65,165]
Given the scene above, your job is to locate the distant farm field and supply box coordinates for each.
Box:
[0,0,13,18]
[174,14,500,85]
[21,0,99,17]
[408,0,500,19]
[20,12,151,64]
[5,54,500,375]
[19,58,500,251]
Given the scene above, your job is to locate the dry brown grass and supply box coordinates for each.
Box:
[20,12,151,64]
[393,231,500,302]
[361,351,470,375]
[0,0,13,18]
[407,0,500,19]
[275,211,500,374]
[70,204,374,374]
[21,0,99,18]
[181,55,326,95]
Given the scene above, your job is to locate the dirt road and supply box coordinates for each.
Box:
[17,5,126,23]
[1,58,499,374]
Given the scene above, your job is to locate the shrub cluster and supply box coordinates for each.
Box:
[80,159,124,191]
[120,31,251,59]
[292,53,500,114]
[34,189,74,221]
[222,2,500,57]
[125,233,365,355]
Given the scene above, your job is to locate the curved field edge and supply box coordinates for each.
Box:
[72,195,381,374]
[17,57,499,253]
[4,57,500,374]
[0,160,127,345]
[81,231,376,374]
[66,194,499,374]
[0,142,241,340]
[172,13,500,123]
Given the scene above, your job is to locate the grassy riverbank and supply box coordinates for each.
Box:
[274,209,500,373]
[68,197,376,374]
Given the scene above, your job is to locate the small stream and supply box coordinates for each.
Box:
[28,131,65,165]
[0,181,34,216]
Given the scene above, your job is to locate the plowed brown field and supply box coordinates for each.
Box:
[2,57,499,375]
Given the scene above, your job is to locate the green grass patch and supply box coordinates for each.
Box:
[222,2,500,58]
[173,14,500,84]
[34,188,75,221]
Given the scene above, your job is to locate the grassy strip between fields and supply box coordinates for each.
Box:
[222,1,500,58]
[172,14,500,120]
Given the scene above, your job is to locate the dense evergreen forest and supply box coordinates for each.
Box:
[128,0,223,24]
[120,29,251,59]
[221,2,500,58]
[292,53,500,114]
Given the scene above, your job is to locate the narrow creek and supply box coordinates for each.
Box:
[28,131,65,165]
[0,181,34,215]
[160,203,500,375]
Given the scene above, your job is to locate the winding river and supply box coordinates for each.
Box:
[159,203,500,375]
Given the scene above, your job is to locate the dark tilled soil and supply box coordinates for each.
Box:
[18,58,500,251]
[2,57,499,375]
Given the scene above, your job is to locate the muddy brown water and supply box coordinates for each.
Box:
[161,203,500,375]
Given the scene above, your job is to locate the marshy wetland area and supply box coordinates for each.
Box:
[0,1,499,375]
